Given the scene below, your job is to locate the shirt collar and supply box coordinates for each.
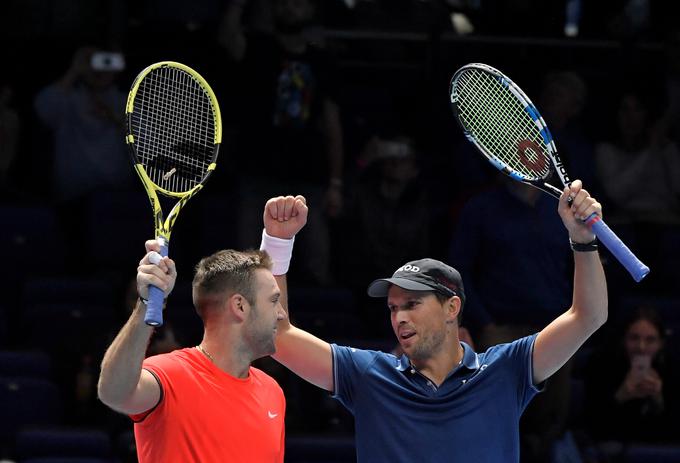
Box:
[395,342,480,372]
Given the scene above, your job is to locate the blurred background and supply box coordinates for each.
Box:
[1,0,680,462]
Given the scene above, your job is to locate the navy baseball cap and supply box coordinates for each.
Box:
[367,258,465,304]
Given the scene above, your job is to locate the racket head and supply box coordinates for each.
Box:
[125,61,222,198]
[450,63,568,197]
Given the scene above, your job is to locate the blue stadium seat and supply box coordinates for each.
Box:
[0,205,66,308]
[81,190,151,271]
[0,350,51,379]
[22,277,116,308]
[22,303,116,356]
[15,428,111,459]
[0,377,62,443]
[624,444,680,463]
[0,205,65,271]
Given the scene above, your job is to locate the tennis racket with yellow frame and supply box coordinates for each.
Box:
[126,61,222,326]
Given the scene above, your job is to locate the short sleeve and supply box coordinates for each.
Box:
[503,334,543,410]
[127,355,175,423]
[330,344,380,412]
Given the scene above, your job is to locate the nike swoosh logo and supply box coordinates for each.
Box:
[268,411,278,419]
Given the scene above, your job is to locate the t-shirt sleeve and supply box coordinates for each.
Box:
[128,354,175,422]
[330,344,379,413]
[503,334,543,411]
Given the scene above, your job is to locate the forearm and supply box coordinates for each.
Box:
[571,250,607,332]
[98,301,154,407]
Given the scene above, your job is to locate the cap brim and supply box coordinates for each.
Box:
[367,278,435,297]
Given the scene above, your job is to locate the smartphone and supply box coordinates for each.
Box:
[90,52,125,72]
[631,354,651,378]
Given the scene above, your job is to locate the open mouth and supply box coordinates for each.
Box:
[399,330,416,340]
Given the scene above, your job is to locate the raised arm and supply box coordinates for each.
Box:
[533,180,607,384]
[97,241,176,414]
[260,195,334,391]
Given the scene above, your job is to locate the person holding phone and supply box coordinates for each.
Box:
[584,306,680,447]
[34,46,132,203]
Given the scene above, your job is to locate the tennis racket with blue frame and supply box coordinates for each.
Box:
[126,61,222,326]
[450,63,649,282]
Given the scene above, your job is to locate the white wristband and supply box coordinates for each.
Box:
[260,229,295,275]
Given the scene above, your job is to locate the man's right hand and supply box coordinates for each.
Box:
[137,239,177,301]
[263,195,308,240]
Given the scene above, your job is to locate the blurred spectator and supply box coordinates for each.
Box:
[32,46,135,269]
[339,134,430,338]
[449,177,574,463]
[349,0,452,32]
[449,177,572,339]
[539,70,599,196]
[584,306,680,457]
[580,0,679,41]
[33,46,133,203]
[218,0,344,286]
[0,82,20,193]
[594,87,680,291]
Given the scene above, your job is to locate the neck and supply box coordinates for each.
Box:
[199,332,252,378]
[411,339,464,387]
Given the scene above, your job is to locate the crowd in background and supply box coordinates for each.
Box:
[1,0,679,462]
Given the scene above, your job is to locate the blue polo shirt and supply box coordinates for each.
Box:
[331,335,542,463]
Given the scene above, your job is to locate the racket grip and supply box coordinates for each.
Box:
[585,213,650,282]
[144,239,169,327]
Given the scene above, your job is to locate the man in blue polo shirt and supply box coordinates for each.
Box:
[261,180,607,462]
[330,259,539,461]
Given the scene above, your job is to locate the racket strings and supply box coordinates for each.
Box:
[454,69,550,180]
[131,66,216,193]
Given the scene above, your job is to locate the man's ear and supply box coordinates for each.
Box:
[229,293,248,321]
[445,296,461,325]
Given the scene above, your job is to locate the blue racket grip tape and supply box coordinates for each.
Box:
[144,240,169,326]
[585,213,650,282]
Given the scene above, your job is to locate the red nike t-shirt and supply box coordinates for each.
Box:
[130,347,285,463]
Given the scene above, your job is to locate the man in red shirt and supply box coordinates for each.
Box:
[97,195,308,462]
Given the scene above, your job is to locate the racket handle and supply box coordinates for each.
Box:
[585,213,650,282]
[144,239,169,327]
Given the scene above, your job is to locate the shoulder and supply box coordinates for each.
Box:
[332,344,400,374]
[250,366,283,391]
[142,348,201,375]
[480,334,538,364]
